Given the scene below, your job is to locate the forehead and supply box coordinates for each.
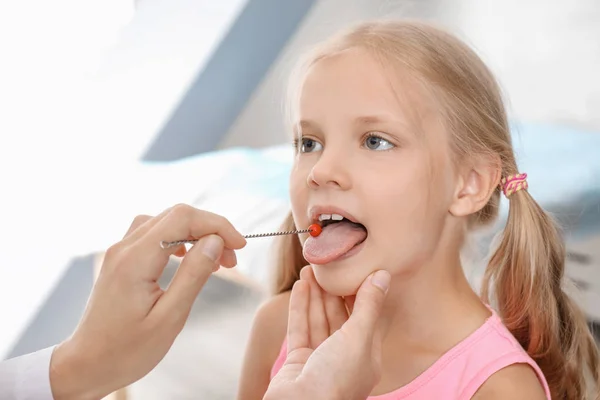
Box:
[298,48,424,124]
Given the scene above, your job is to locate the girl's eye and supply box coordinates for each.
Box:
[300,138,323,153]
[364,134,395,151]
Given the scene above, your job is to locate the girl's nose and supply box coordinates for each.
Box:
[307,149,351,190]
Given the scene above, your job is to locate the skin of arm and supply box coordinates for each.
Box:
[237,291,291,400]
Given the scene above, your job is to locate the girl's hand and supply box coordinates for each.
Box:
[265,266,391,400]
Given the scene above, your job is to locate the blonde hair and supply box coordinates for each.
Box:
[272,20,599,398]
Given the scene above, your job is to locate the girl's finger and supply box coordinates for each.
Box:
[301,266,329,348]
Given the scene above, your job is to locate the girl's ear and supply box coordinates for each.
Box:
[449,156,501,217]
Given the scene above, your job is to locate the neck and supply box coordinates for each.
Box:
[379,247,490,352]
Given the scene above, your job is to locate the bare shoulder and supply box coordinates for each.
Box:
[251,290,292,348]
[237,290,292,400]
[472,363,548,400]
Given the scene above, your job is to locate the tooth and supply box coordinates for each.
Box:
[318,214,332,221]
[331,214,343,221]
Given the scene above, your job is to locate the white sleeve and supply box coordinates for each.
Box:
[0,346,55,400]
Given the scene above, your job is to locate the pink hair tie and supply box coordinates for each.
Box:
[501,173,528,198]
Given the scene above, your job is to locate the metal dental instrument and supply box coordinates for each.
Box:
[160,223,322,249]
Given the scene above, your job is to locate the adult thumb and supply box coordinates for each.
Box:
[348,270,390,331]
[155,235,224,321]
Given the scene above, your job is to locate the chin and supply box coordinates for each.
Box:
[311,262,370,297]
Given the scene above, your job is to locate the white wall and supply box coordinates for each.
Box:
[220,0,600,149]
[450,0,600,131]
[90,0,249,161]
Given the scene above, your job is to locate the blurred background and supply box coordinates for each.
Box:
[0,0,599,398]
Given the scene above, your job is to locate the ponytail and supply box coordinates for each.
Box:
[271,211,306,295]
[481,188,600,399]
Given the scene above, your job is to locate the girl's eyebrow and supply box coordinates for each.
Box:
[355,113,416,140]
[298,119,320,130]
[295,114,410,136]
[353,113,405,126]
[294,119,322,138]
[299,114,399,128]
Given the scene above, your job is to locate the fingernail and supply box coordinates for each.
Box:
[200,235,223,263]
[371,270,391,293]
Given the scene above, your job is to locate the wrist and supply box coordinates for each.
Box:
[50,338,108,400]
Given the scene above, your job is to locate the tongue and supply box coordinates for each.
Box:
[303,221,367,265]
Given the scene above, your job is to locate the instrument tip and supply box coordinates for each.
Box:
[308,223,322,237]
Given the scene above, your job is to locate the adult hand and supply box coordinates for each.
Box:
[49,204,246,400]
[265,266,391,400]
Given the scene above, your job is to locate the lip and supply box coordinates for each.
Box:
[308,205,362,225]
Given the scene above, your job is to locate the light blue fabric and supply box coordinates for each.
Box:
[505,121,600,238]
[213,147,294,201]
[509,121,600,206]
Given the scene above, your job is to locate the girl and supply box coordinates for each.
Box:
[237,20,599,399]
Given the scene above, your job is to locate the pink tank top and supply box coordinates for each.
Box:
[270,309,551,399]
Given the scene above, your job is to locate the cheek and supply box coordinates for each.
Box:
[366,163,429,215]
[365,162,449,254]
[289,165,309,226]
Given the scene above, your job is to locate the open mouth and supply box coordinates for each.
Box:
[319,216,368,245]
[303,212,368,264]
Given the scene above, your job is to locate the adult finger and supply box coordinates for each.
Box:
[122,207,173,244]
[346,270,390,336]
[170,241,236,265]
[371,319,384,368]
[143,204,246,259]
[123,213,193,266]
[302,267,328,347]
[287,280,311,353]
[170,235,202,259]
[153,234,224,324]
[323,291,348,334]
[172,245,235,266]
[123,215,153,239]
[219,248,237,268]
